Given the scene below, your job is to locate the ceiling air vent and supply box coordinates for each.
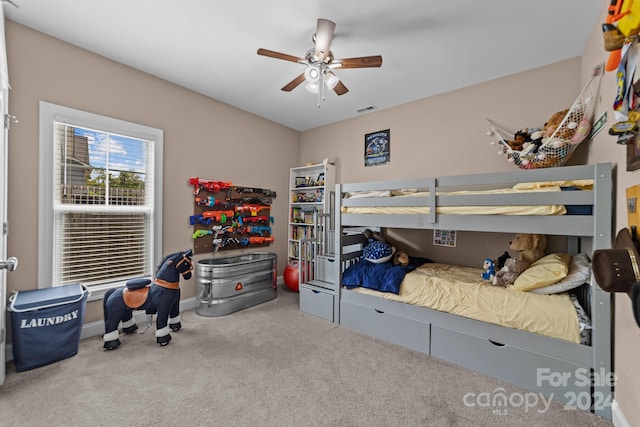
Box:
[355,105,378,114]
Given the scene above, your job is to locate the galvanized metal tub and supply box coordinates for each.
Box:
[196,252,277,317]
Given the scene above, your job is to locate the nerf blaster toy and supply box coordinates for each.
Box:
[246,225,272,236]
[192,229,213,239]
[195,196,234,208]
[233,186,276,198]
[239,236,274,247]
[190,215,212,226]
[227,196,273,206]
[212,237,239,252]
[202,210,235,222]
[189,177,233,195]
[211,225,235,238]
[234,205,264,216]
[240,215,271,224]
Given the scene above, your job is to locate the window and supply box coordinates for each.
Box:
[39,102,163,299]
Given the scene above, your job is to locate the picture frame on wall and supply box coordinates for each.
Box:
[364,129,390,167]
[627,136,640,171]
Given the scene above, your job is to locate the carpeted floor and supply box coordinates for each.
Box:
[1,287,613,427]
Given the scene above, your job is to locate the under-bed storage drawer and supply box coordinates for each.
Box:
[340,300,430,354]
[430,325,590,407]
[299,284,334,321]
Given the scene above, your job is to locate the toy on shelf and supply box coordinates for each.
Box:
[486,64,603,169]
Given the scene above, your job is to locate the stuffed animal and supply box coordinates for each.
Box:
[496,251,511,269]
[393,250,409,267]
[481,258,496,281]
[505,129,532,152]
[492,233,547,287]
[363,229,395,263]
[543,109,570,139]
[492,258,521,288]
[523,129,544,153]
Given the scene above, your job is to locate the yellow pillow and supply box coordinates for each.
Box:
[511,253,571,291]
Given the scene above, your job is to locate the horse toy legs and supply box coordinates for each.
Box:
[102,249,193,350]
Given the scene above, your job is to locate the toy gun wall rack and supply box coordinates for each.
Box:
[188,177,276,254]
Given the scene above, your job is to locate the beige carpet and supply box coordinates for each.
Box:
[1,287,612,427]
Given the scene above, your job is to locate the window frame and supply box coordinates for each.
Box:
[38,101,163,301]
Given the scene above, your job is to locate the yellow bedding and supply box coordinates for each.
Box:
[342,186,567,215]
[351,263,581,343]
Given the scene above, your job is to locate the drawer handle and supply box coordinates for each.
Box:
[312,290,320,294]
[488,339,506,347]
[374,309,384,314]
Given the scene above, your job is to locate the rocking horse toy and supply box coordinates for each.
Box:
[102,249,194,350]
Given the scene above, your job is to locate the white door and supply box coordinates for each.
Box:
[0,4,16,386]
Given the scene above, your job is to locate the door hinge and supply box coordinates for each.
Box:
[3,222,7,236]
[4,114,17,130]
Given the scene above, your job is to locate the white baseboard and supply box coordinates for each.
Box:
[613,400,632,427]
[5,296,198,362]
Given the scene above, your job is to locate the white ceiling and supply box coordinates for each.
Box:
[4,0,604,132]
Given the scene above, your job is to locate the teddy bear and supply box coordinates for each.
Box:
[393,249,409,267]
[492,258,521,287]
[492,233,547,287]
[543,109,571,139]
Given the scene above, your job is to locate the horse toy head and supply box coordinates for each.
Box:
[154,249,194,285]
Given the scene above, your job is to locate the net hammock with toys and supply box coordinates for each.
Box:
[486,64,603,169]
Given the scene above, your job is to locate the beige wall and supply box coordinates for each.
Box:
[5,21,300,322]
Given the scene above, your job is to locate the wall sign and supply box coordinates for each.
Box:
[364,129,390,167]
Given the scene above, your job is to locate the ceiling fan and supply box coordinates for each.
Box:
[257,18,382,99]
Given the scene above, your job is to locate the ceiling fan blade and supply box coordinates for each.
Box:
[333,80,349,96]
[314,19,336,61]
[332,55,383,69]
[281,73,306,92]
[257,48,305,64]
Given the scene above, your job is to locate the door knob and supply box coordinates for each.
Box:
[0,257,18,271]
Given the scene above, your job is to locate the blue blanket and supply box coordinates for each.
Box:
[341,257,431,294]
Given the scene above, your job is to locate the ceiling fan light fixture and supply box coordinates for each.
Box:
[324,71,339,90]
[304,65,321,83]
[305,81,320,94]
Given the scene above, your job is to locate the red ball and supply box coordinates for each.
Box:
[283,262,299,292]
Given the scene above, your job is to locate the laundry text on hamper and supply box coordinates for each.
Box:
[19,309,79,328]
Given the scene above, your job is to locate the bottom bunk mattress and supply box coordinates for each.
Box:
[345,262,586,344]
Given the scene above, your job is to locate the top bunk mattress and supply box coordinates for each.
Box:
[341,181,593,216]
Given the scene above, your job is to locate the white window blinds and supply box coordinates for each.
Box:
[52,122,155,287]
